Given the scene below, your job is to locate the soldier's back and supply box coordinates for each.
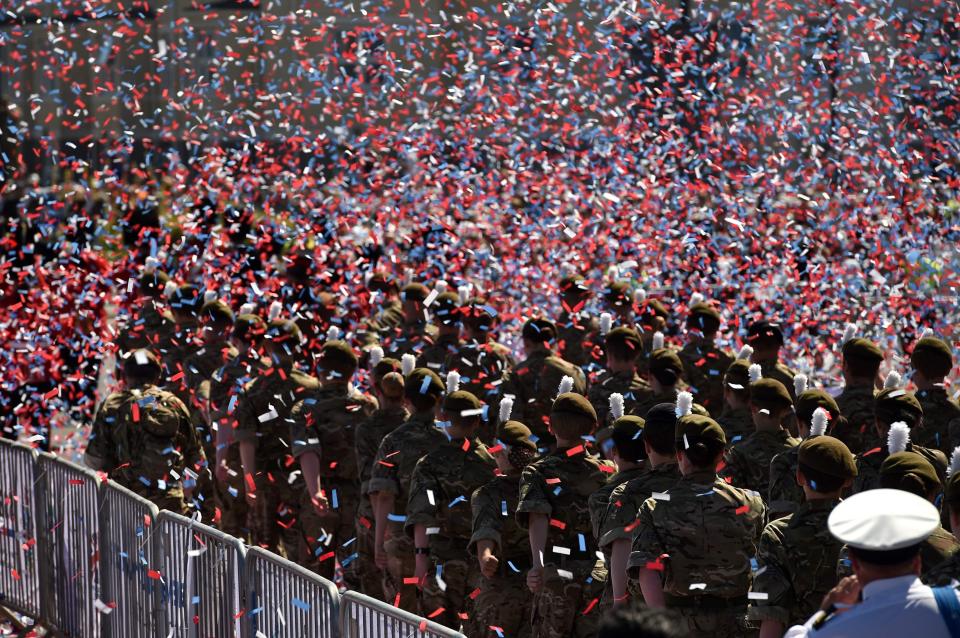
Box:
[679,341,734,417]
[833,385,878,453]
[588,370,652,426]
[767,445,803,518]
[722,429,799,497]
[717,406,753,449]
[445,340,514,404]
[599,463,682,549]
[915,388,960,451]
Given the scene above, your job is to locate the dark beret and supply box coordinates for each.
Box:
[138,269,170,296]
[676,414,726,447]
[319,340,358,376]
[605,327,643,358]
[795,390,840,425]
[522,318,557,343]
[724,359,752,391]
[123,349,162,378]
[444,390,484,418]
[401,283,430,302]
[747,320,784,346]
[404,368,445,399]
[200,300,235,326]
[875,389,923,425]
[649,348,683,375]
[799,436,857,479]
[604,280,633,306]
[559,275,590,297]
[367,272,398,292]
[750,378,793,410]
[911,337,953,379]
[880,451,941,497]
[500,420,537,452]
[432,292,461,326]
[842,338,884,365]
[552,392,598,422]
[687,302,721,333]
[234,313,266,343]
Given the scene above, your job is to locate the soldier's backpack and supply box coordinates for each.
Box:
[111,387,186,489]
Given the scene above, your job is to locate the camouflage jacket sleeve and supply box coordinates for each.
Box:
[515,464,552,527]
[367,433,401,496]
[355,422,378,495]
[405,455,441,535]
[469,482,503,554]
[84,398,117,472]
[719,445,746,488]
[768,453,802,516]
[288,398,316,458]
[174,395,207,475]
[748,522,795,624]
[598,481,638,548]
[627,497,664,574]
[232,379,261,444]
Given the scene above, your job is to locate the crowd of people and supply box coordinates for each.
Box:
[75,254,960,637]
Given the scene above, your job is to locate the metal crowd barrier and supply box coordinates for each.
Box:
[0,439,463,638]
[244,546,341,638]
[99,482,161,638]
[0,441,41,619]
[339,591,468,638]
[36,451,103,638]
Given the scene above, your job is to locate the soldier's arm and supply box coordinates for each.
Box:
[748,524,794,634]
[84,400,115,472]
[290,399,325,505]
[368,435,401,566]
[405,458,440,538]
[628,498,666,607]
[233,383,260,482]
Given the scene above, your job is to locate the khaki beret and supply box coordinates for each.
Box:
[200,300,235,326]
[911,337,953,379]
[401,283,430,302]
[373,357,403,380]
[319,340,358,376]
[611,415,645,445]
[404,368,445,399]
[123,349,162,378]
[747,320,784,347]
[687,302,721,333]
[265,319,302,342]
[605,327,643,358]
[750,378,793,410]
[138,269,170,296]
[798,436,857,479]
[500,420,537,452]
[552,392,597,422]
[842,338,884,365]
[649,348,683,375]
[559,275,590,297]
[522,318,557,343]
[604,280,632,306]
[795,389,840,425]
[724,359,752,391]
[945,471,960,509]
[676,414,726,447]
[432,291,461,326]
[638,299,669,328]
[875,388,923,425]
[880,451,941,497]
[234,313,265,343]
[444,390,484,418]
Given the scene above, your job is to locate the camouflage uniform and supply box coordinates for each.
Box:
[833,385,878,453]
[184,339,239,458]
[86,386,206,515]
[923,548,960,586]
[721,429,800,499]
[628,469,766,638]
[679,340,734,418]
[359,299,404,347]
[470,473,535,638]
[384,320,438,360]
[290,384,377,580]
[748,499,843,628]
[116,301,175,354]
[717,406,753,449]
[500,350,571,448]
[915,388,960,451]
[208,350,263,537]
[754,358,796,400]
[556,311,600,368]
[632,389,681,422]
[418,333,462,375]
[767,446,803,518]
[851,444,948,494]
[406,437,497,632]
[517,447,613,638]
[445,340,515,406]
[355,406,410,598]
[234,364,320,557]
[588,370,652,427]
[368,411,448,613]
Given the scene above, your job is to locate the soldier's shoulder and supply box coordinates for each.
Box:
[289,370,321,389]
[146,386,189,412]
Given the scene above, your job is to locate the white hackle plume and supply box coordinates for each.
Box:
[401,353,416,376]
[558,375,575,397]
[143,256,159,274]
[919,328,934,340]
[163,281,178,299]
[203,290,217,304]
[609,393,625,421]
[457,285,471,304]
[652,331,665,351]
[794,374,808,396]
[842,323,858,344]
[499,396,514,424]
[736,344,754,361]
[239,302,256,315]
[810,408,829,437]
[883,370,902,390]
[267,300,283,321]
[435,280,448,293]
[689,292,705,308]
[887,422,910,454]
[634,288,646,303]
[326,325,342,341]
[748,363,763,385]
[369,346,384,368]
[950,447,960,478]
[446,371,461,394]
[676,391,693,418]
[600,313,613,336]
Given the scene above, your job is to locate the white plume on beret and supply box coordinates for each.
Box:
[203,290,217,304]
[401,353,416,376]
[887,422,910,454]
[143,256,159,274]
[609,393,625,421]
[458,285,471,304]
[446,371,461,394]
[267,300,283,321]
[435,280,448,293]
[842,323,858,345]
[883,370,902,390]
[558,375,575,396]
[950,447,960,478]
[810,408,829,437]
[163,281,178,299]
[748,363,762,385]
[652,331,664,351]
[689,292,705,307]
[676,391,693,418]
[239,302,256,315]
[736,344,754,361]
[326,325,342,341]
[919,327,934,341]
[794,374,808,396]
[369,346,384,368]
[499,396,514,424]
[600,313,613,336]
[634,288,646,303]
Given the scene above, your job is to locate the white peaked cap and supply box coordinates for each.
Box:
[828,489,939,551]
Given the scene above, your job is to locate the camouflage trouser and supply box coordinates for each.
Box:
[382,533,419,613]
[212,447,248,540]
[145,490,190,516]
[473,570,533,638]
[419,557,481,635]
[299,480,359,582]
[672,604,755,638]
[249,472,301,561]
[531,563,606,638]
[353,509,385,599]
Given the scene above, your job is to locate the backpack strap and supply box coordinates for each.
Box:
[933,585,960,638]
